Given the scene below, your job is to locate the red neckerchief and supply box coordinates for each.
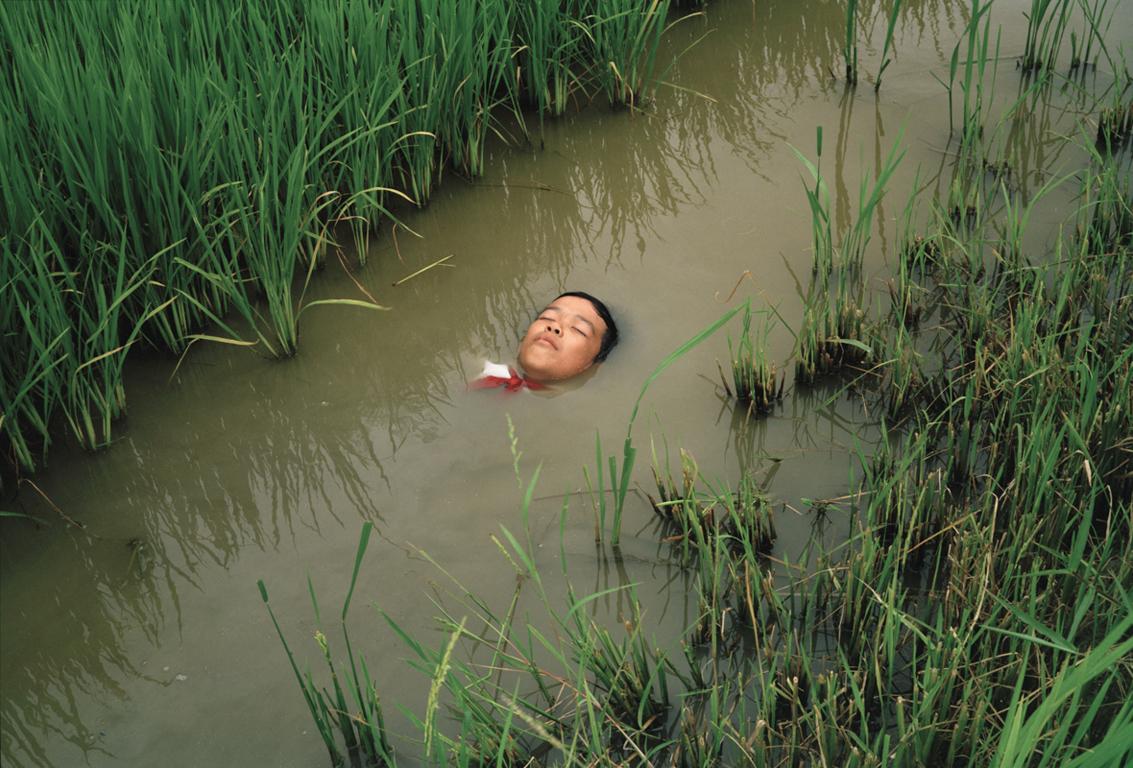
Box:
[470,366,546,392]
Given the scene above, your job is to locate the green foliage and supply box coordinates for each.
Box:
[724,304,784,416]
[0,0,677,473]
[258,522,393,767]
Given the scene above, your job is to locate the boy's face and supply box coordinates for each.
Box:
[517,295,607,382]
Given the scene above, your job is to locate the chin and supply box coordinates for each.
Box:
[525,369,558,382]
[522,365,565,382]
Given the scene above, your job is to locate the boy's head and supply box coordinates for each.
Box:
[517,291,619,382]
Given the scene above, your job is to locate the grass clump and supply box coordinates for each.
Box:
[795,270,876,384]
[721,305,784,417]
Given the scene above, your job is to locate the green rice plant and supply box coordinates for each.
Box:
[59,238,165,450]
[306,1,408,237]
[264,266,1133,763]
[1079,134,1133,251]
[900,232,945,275]
[794,269,875,384]
[936,0,994,148]
[515,0,584,118]
[1068,0,1116,73]
[792,126,904,274]
[650,454,778,572]
[989,620,1133,768]
[1097,98,1133,148]
[873,0,904,91]
[581,0,672,109]
[415,0,518,176]
[384,611,529,766]
[709,118,1132,765]
[258,522,393,768]
[1020,0,1074,75]
[844,0,860,86]
[958,0,997,155]
[897,174,944,273]
[887,234,925,331]
[386,482,677,764]
[569,602,671,739]
[1,0,686,474]
[648,444,699,527]
[673,693,727,767]
[722,304,784,417]
[590,302,743,547]
[718,472,777,559]
[684,509,734,647]
[882,322,925,413]
[1,225,65,470]
[1093,64,1133,149]
[840,128,907,271]
[790,127,835,276]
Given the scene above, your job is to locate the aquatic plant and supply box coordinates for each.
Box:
[589,301,744,547]
[842,129,907,271]
[792,125,905,275]
[583,0,672,109]
[874,0,904,91]
[1094,64,1133,149]
[649,444,699,527]
[1068,0,1116,72]
[0,0,679,475]
[1021,0,1073,75]
[515,0,582,118]
[265,222,1132,760]
[791,127,835,276]
[795,268,875,384]
[844,0,860,86]
[258,522,392,767]
[723,304,784,417]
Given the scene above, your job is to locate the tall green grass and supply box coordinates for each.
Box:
[1021,0,1073,74]
[0,0,680,476]
[258,522,393,767]
[874,0,904,91]
[722,304,784,416]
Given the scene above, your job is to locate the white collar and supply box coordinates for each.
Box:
[480,361,513,379]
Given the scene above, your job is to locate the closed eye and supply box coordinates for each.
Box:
[572,327,588,337]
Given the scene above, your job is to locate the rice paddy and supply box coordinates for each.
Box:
[261,17,1132,759]
[0,0,682,476]
[2,2,1131,767]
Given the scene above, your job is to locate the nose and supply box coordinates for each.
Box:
[544,320,561,335]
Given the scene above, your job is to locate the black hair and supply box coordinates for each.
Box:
[555,291,619,363]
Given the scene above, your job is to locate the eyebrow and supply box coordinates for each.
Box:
[543,306,597,333]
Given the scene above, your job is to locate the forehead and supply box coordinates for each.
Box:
[545,296,605,329]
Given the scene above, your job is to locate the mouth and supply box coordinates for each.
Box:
[535,334,559,350]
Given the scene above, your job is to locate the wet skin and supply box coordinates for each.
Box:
[517,295,607,382]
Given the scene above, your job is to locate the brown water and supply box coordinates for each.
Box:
[3,1,1130,765]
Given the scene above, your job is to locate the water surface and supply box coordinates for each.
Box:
[3,1,1130,765]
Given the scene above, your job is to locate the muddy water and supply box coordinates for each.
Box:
[3,1,1130,765]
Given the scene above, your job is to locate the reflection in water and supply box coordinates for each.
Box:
[2,528,148,766]
[655,0,970,183]
[1,379,401,766]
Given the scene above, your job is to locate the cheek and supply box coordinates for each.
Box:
[568,336,599,365]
